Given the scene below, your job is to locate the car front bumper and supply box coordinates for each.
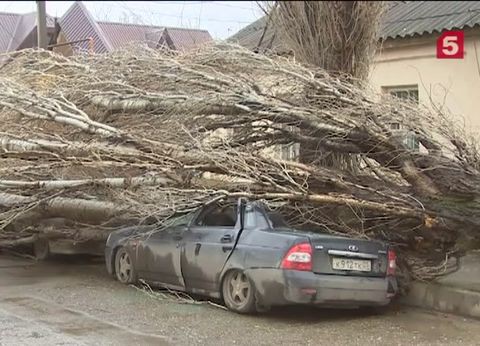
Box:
[245,268,397,308]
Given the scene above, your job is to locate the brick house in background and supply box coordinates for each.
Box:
[230,1,480,137]
[0,1,213,57]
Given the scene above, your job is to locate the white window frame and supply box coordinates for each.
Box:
[382,85,420,151]
[280,142,300,161]
[382,85,419,103]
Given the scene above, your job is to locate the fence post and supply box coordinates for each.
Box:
[88,37,94,54]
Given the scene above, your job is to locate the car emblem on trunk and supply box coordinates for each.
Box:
[348,245,359,252]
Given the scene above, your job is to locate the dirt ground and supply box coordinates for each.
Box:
[0,253,479,346]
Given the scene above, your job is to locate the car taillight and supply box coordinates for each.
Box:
[387,249,396,276]
[280,242,312,271]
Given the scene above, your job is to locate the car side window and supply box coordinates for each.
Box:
[194,202,237,227]
[167,212,195,228]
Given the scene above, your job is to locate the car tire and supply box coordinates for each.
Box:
[114,247,137,284]
[222,270,256,314]
[33,238,50,260]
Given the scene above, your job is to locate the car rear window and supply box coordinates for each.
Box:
[265,211,289,228]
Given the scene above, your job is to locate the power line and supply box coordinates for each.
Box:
[151,1,255,11]
[198,1,203,27]
[209,2,256,11]
[118,1,149,25]
[111,2,255,24]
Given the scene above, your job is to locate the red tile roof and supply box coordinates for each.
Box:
[165,27,213,51]
[0,12,21,54]
[1,1,213,55]
[57,1,111,53]
[59,1,213,54]
[0,11,55,54]
[97,21,165,50]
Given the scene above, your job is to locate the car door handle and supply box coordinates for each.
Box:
[173,235,182,241]
[221,234,233,243]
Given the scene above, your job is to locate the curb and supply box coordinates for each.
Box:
[400,281,480,320]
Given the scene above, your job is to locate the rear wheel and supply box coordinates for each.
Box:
[114,247,137,284]
[222,270,256,314]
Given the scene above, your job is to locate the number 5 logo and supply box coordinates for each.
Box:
[437,30,464,59]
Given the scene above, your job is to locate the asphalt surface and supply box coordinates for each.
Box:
[0,253,479,346]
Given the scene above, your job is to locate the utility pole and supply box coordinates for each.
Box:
[36,1,47,49]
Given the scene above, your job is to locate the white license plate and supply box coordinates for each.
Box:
[332,257,371,272]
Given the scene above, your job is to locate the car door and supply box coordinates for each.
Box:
[181,199,244,293]
[137,213,194,290]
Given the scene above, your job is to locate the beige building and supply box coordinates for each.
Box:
[371,3,480,136]
[230,1,480,138]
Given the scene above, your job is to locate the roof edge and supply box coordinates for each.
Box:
[59,1,113,51]
[0,11,23,16]
[381,22,480,40]
[96,20,210,33]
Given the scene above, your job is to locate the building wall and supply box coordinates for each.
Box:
[369,27,480,136]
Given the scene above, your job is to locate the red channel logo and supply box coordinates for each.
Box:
[437,31,464,59]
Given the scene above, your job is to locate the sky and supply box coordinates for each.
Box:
[0,1,264,39]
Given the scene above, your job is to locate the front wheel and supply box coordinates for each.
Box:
[222,270,256,314]
[114,247,137,284]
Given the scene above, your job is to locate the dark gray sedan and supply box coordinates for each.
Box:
[105,198,398,313]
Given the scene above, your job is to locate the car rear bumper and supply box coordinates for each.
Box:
[245,268,397,308]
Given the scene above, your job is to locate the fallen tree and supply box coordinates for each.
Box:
[0,44,479,288]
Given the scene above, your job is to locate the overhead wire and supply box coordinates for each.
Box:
[151,1,255,11]
[111,1,255,24]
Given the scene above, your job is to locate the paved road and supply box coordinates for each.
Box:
[0,254,479,346]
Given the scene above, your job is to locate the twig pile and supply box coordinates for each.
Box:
[1,44,479,287]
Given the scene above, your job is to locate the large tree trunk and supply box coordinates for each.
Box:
[269,1,386,169]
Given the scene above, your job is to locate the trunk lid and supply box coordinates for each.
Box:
[309,234,388,277]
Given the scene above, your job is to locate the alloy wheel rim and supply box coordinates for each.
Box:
[228,272,250,306]
[118,252,132,282]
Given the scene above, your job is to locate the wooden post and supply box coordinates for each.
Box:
[88,37,94,54]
